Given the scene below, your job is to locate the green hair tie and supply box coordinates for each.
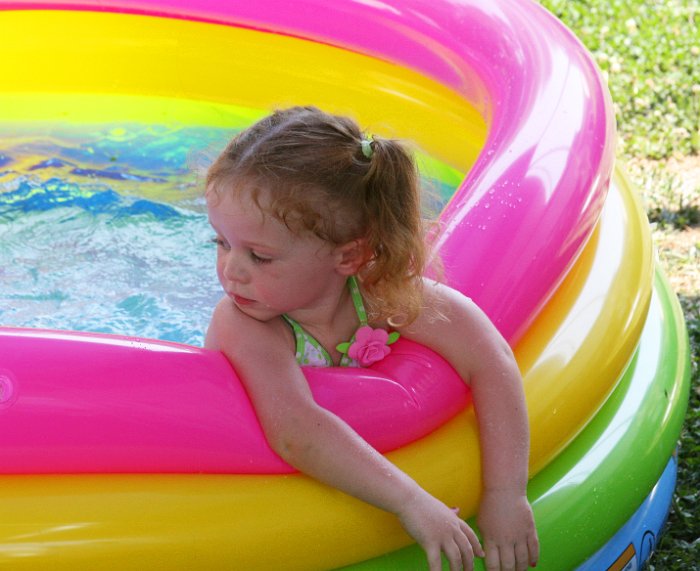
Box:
[360,138,374,159]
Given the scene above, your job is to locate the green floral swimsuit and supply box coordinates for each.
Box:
[282,276,398,368]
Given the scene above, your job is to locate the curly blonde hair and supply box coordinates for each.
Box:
[206,106,429,326]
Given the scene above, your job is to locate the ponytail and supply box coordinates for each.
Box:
[356,135,427,325]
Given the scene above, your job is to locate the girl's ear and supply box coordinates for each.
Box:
[334,239,370,276]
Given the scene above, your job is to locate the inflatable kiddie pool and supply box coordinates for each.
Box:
[0,1,690,569]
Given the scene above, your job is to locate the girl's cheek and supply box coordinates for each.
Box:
[216,258,226,285]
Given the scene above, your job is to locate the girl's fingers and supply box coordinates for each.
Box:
[484,540,539,571]
[425,527,478,571]
[498,545,516,571]
[453,528,476,571]
[460,520,485,558]
[443,540,468,571]
[484,542,503,571]
[528,532,540,567]
[515,540,531,571]
[425,546,442,571]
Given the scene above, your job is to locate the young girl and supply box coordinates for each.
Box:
[204,106,539,571]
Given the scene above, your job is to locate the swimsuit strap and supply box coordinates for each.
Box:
[283,276,366,367]
[347,275,368,326]
[282,315,323,366]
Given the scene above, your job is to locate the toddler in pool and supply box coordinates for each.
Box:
[205,106,538,571]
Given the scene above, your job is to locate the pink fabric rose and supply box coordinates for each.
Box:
[347,326,392,366]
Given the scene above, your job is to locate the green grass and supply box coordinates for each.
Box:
[539,1,700,569]
[542,0,700,159]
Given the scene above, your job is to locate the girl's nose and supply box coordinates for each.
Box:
[223,252,249,284]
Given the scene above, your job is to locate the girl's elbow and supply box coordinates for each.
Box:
[262,421,296,461]
[268,436,296,464]
[262,410,320,465]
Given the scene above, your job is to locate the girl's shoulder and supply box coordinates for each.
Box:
[397,279,512,380]
[205,297,293,360]
[413,277,499,333]
[417,277,474,320]
[205,298,326,430]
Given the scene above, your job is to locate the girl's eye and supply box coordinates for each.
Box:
[250,251,272,264]
[211,236,229,249]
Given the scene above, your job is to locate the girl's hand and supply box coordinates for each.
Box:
[397,493,485,571]
[477,490,539,571]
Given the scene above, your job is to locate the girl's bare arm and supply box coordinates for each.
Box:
[400,280,539,570]
[205,297,484,571]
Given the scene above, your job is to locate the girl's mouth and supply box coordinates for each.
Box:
[232,294,255,306]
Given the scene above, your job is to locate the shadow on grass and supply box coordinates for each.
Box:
[648,204,700,231]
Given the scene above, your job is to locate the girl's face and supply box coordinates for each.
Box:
[207,186,348,322]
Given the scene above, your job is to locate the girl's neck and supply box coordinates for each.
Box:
[284,278,359,346]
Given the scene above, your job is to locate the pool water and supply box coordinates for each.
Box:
[0,123,227,346]
[0,122,459,346]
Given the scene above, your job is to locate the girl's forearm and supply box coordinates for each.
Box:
[470,357,530,492]
[267,400,486,569]
[269,403,428,514]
